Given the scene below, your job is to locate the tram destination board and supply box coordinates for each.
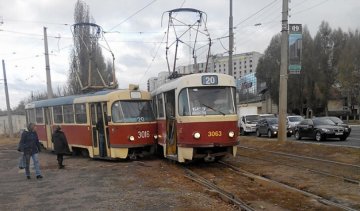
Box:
[202,75,218,85]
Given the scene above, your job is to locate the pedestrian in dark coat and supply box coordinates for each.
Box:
[52,126,70,169]
[18,123,43,179]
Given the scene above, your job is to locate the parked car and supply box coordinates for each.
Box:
[239,114,259,135]
[287,115,304,130]
[294,118,347,141]
[256,117,293,138]
[315,116,351,138]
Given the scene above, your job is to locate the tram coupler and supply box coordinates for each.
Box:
[204,153,215,162]
[129,152,137,160]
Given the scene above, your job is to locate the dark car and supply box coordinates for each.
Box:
[315,116,351,138]
[294,118,347,141]
[256,118,293,138]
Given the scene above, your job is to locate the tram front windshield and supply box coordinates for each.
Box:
[112,100,155,123]
[178,87,236,116]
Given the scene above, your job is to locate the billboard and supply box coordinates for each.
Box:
[289,24,302,74]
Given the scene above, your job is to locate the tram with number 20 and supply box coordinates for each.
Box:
[25,86,157,160]
[151,73,239,162]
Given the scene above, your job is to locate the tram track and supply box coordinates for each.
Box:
[237,152,360,185]
[238,145,360,181]
[238,145,360,168]
[218,161,358,211]
[184,167,255,211]
[182,161,352,210]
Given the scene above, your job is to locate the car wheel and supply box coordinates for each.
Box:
[256,129,261,137]
[240,128,244,136]
[315,131,323,142]
[267,130,273,138]
[295,131,301,140]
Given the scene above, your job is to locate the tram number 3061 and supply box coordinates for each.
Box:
[138,130,150,138]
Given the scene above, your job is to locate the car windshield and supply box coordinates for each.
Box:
[246,115,259,123]
[288,116,303,122]
[328,117,343,124]
[313,118,335,126]
[267,118,278,124]
[112,100,155,123]
[178,87,236,116]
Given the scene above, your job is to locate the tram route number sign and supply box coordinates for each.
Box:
[202,75,218,85]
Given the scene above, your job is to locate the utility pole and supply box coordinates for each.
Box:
[43,27,53,99]
[228,0,234,76]
[2,60,13,138]
[278,0,289,142]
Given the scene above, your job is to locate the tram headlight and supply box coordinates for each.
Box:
[228,131,235,138]
[193,132,201,139]
[153,134,158,139]
[129,135,135,142]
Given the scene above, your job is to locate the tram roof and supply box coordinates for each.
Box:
[151,73,235,95]
[25,89,116,109]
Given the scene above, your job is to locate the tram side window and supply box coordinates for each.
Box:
[27,109,36,124]
[63,105,74,123]
[178,89,190,116]
[53,106,63,123]
[75,104,87,123]
[157,94,165,118]
[35,108,44,124]
[152,97,158,118]
[111,101,124,122]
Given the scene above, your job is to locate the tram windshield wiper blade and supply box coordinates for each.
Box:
[201,103,226,116]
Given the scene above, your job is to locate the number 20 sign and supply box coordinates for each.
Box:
[202,75,218,85]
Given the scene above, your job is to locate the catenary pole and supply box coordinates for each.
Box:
[278,0,289,142]
[2,60,14,138]
[228,0,233,76]
[43,27,53,99]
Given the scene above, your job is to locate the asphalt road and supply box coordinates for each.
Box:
[247,125,360,148]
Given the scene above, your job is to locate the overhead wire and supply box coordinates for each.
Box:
[108,0,157,32]
[139,31,167,83]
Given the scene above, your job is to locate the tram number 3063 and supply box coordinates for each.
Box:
[208,131,222,137]
[138,130,150,138]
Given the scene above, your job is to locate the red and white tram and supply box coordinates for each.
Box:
[152,73,239,162]
[25,86,157,159]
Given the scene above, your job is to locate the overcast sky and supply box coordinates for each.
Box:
[0,0,359,110]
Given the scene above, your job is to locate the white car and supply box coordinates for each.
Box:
[287,115,304,129]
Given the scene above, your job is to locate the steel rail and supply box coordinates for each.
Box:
[237,153,360,185]
[184,167,255,211]
[219,161,358,211]
[238,145,360,168]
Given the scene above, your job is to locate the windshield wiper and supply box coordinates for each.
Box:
[201,103,226,116]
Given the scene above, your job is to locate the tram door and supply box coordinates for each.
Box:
[90,102,109,157]
[44,107,53,150]
[165,90,177,156]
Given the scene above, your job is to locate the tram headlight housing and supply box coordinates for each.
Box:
[129,135,135,142]
[228,131,235,138]
[193,132,201,139]
[153,134,158,139]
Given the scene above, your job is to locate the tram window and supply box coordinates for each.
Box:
[75,104,87,124]
[63,105,74,123]
[186,87,236,116]
[152,98,158,118]
[157,94,165,118]
[53,106,63,123]
[35,108,44,124]
[27,109,36,123]
[178,89,190,116]
[112,100,155,123]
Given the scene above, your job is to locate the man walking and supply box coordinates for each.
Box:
[18,123,43,179]
[52,126,70,169]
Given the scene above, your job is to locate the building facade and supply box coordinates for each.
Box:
[0,114,27,136]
